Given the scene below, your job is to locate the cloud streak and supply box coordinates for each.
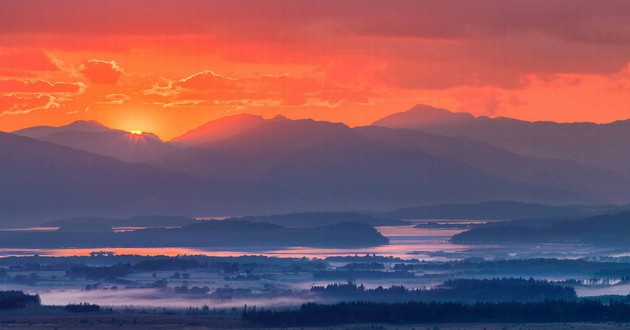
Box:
[146,70,375,109]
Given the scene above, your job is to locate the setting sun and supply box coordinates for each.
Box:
[130,130,143,135]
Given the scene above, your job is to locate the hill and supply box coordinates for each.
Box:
[156,118,593,210]
[41,215,196,228]
[452,211,630,244]
[0,221,388,248]
[169,113,266,147]
[373,104,630,177]
[12,120,110,138]
[227,212,406,227]
[13,121,177,163]
[385,201,617,220]
[0,132,291,225]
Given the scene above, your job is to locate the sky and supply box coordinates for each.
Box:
[2,0,630,140]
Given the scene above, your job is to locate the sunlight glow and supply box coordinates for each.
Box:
[130,130,143,135]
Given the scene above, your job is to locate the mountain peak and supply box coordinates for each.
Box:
[64,120,109,131]
[271,114,290,121]
[373,104,474,128]
[169,113,267,147]
[12,119,111,139]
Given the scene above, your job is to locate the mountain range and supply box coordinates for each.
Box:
[4,105,630,225]
[374,104,630,177]
[13,120,176,163]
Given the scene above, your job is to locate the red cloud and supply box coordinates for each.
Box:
[171,70,374,107]
[0,94,59,116]
[78,59,122,84]
[0,79,84,94]
[0,79,85,116]
[179,71,234,91]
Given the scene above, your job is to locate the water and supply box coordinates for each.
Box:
[0,221,627,260]
[0,223,478,260]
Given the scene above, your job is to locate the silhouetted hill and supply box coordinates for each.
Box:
[0,132,292,225]
[41,216,196,228]
[169,113,267,147]
[39,130,178,163]
[357,126,630,204]
[373,104,630,177]
[386,201,614,220]
[452,211,630,244]
[157,118,584,209]
[255,133,568,208]
[13,120,177,163]
[12,120,110,139]
[8,112,630,222]
[161,119,359,181]
[0,221,388,248]
[227,212,406,227]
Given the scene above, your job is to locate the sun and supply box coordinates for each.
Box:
[130,130,143,135]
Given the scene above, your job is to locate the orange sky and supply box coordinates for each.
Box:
[2,0,630,140]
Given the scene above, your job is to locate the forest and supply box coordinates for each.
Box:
[243,300,630,326]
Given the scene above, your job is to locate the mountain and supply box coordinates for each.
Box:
[227,212,407,227]
[156,118,594,210]
[12,120,110,139]
[39,130,177,163]
[13,121,177,163]
[0,221,389,248]
[385,201,617,220]
[356,126,630,204]
[41,215,197,228]
[169,113,267,147]
[373,104,630,177]
[451,211,630,244]
[0,132,291,225]
[9,111,630,223]
[160,118,361,181]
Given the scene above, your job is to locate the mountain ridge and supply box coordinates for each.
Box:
[373,104,630,176]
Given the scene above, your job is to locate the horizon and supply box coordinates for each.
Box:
[10,104,630,142]
[3,1,630,139]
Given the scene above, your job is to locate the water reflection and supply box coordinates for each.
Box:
[0,221,629,261]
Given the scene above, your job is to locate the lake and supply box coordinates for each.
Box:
[0,220,627,260]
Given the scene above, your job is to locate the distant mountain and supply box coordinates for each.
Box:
[7,111,630,224]
[160,119,363,181]
[227,212,407,227]
[385,201,617,220]
[373,104,630,177]
[41,215,196,228]
[12,121,177,163]
[357,126,630,204]
[39,130,177,163]
[169,113,267,147]
[12,120,110,139]
[0,132,291,225]
[451,211,630,244]
[156,118,595,209]
[0,221,388,248]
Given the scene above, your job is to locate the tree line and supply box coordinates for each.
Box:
[0,291,40,309]
[243,300,630,326]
